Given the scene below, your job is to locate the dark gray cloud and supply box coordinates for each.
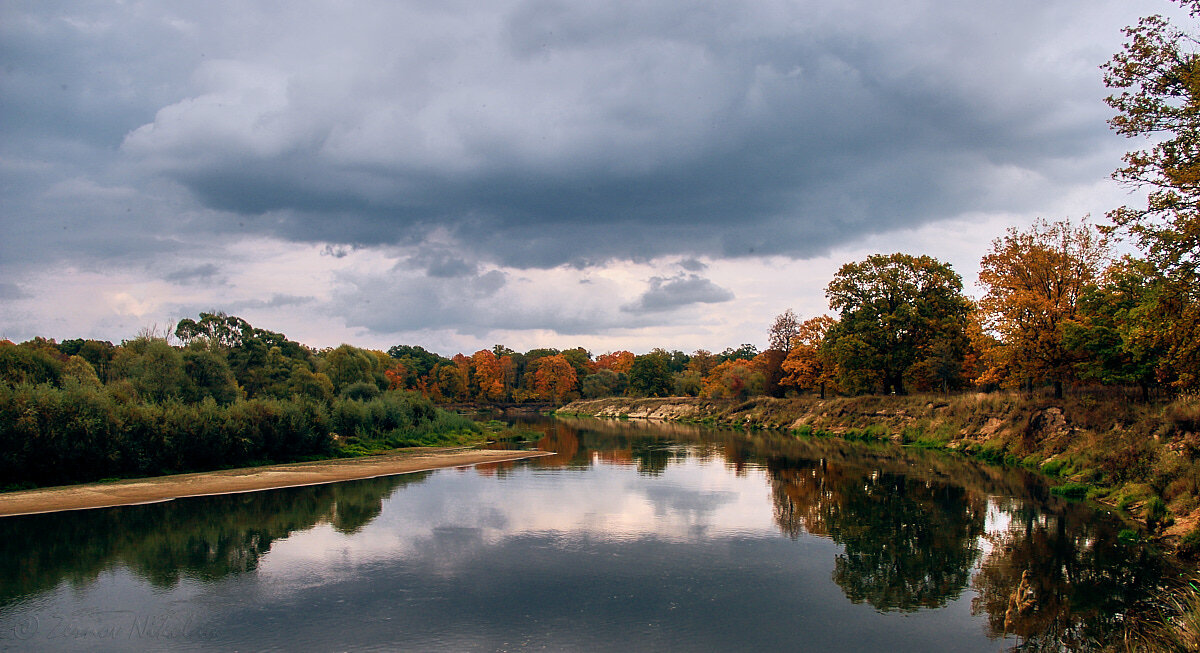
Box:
[163,263,224,284]
[408,248,481,279]
[622,274,734,314]
[0,0,1165,273]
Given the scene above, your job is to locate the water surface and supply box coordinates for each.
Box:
[0,417,1163,651]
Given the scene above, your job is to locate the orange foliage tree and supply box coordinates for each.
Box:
[383,361,408,391]
[779,315,837,398]
[701,358,765,399]
[978,218,1108,397]
[534,354,578,403]
[594,350,635,374]
[470,349,507,401]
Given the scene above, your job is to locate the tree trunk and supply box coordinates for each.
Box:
[1053,379,1063,399]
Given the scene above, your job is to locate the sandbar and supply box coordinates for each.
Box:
[0,447,554,517]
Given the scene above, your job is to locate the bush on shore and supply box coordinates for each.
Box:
[0,381,480,489]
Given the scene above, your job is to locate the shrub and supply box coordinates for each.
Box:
[1145,496,1173,534]
[1179,526,1200,559]
[341,381,380,401]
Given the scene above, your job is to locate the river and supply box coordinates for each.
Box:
[0,416,1166,651]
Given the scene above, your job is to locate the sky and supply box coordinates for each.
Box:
[0,0,1183,357]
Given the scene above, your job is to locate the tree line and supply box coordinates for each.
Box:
[0,315,480,488]
[0,208,1182,432]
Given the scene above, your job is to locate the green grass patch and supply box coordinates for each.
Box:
[1118,528,1141,545]
[1051,482,1090,500]
[1041,458,1067,477]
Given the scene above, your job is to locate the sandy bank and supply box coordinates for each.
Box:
[0,448,553,517]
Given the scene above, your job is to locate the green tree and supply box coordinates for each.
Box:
[182,347,241,404]
[672,370,703,397]
[0,341,63,386]
[319,345,376,395]
[582,369,628,398]
[288,366,334,402]
[175,313,312,398]
[59,339,115,382]
[387,344,451,388]
[1063,257,1166,399]
[825,253,973,395]
[628,350,673,397]
[61,355,101,387]
[111,338,188,402]
[718,343,759,362]
[1104,2,1200,391]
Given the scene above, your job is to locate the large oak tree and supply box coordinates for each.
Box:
[825,253,973,395]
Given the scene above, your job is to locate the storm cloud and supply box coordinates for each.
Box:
[3,2,1157,264]
[0,0,1178,349]
[623,274,734,314]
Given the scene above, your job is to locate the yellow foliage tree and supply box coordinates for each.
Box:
[977,218,1108,397]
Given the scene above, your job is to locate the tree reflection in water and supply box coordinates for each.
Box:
[970,499,1165,649]
[1,416,1172,650]
[768,458,986,612]
[0,472,430,604]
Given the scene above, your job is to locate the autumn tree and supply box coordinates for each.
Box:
[780,315,837,398]
[533,353,578,403]
[768,309,802,351]
[977,219,1108,398]
[701,358,766,399]
[687,349,718,377]
[595,350,635,374]
[1103,3,1200,390]
[1104,2,1200,275]
[825,253,973,395]
[470,349,507,401]
[383,361,408,391]
[430,362,468,402]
